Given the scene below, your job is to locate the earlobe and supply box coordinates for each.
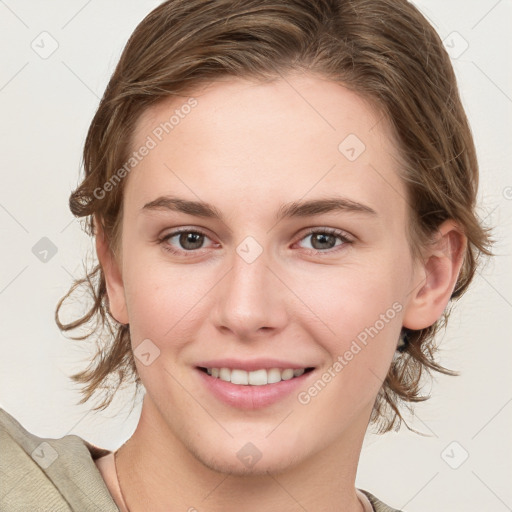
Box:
[402,220,467,330]
[95,217,129,325]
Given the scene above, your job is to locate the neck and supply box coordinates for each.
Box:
[115,396,368,512]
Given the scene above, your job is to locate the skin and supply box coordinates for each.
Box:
[95,72,466,512]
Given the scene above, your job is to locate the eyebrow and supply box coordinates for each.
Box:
[142,195,377,221]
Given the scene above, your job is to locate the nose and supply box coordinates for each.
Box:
[213,247,288,341]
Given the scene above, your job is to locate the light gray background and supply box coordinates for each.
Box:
[0,1,511,511]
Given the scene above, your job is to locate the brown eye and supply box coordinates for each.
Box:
[309,232,338,250]
[159,229,214,256]
[297,228,352,254]
[176,232,205,250]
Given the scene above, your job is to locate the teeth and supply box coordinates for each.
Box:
[281,368,294,381]
[267,368,281,384]
[230,369,248,385]
[205,367,309,385]
[248,369,267,386]
[219,368,231,381]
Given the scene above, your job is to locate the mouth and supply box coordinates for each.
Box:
[197,366,315,385]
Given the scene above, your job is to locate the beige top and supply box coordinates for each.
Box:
[0,407,402,511]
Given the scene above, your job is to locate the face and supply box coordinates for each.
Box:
[106,73,426,475]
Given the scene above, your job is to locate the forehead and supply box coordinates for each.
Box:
[125,74,407,224]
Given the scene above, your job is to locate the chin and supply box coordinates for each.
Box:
[187,436,308,477]
[195,451,302,477]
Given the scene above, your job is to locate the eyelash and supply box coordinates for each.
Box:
[158,227,353,257]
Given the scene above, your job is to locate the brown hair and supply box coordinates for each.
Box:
[56,0,492,432]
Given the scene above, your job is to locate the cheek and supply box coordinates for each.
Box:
[296,284,404,421]
[298,252,410,392]
[122,261,208,398]
[121,249,216,347]
[300,257,407,337]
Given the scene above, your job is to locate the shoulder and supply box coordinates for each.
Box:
[359,488,405,512]
[0,407,119,512]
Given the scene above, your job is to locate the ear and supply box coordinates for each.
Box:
[402,220,467,330]
[95,216,129,325]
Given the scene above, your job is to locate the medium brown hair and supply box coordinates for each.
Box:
[56,0,492,432]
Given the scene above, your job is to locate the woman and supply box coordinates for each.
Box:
[0,0,492,510]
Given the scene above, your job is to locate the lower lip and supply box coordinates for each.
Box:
[196,368,314,410]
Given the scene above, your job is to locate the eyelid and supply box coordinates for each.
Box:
[297,226,354,241]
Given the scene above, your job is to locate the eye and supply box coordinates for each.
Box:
[159,228,216,256]
[158,227,353,257]
[295,228,352,254]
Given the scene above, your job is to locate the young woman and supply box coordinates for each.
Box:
[0,1,492,511]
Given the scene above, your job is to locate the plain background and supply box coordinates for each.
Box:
[0,1,510,511]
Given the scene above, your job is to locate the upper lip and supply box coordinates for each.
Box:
[196,358,315,372]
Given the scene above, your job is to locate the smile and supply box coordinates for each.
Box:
[196,365,316,409]
[199,367,314,385]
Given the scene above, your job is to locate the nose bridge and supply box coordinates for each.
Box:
[214,241,286,337]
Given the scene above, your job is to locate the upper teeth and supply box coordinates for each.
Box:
[206,367,306,385]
